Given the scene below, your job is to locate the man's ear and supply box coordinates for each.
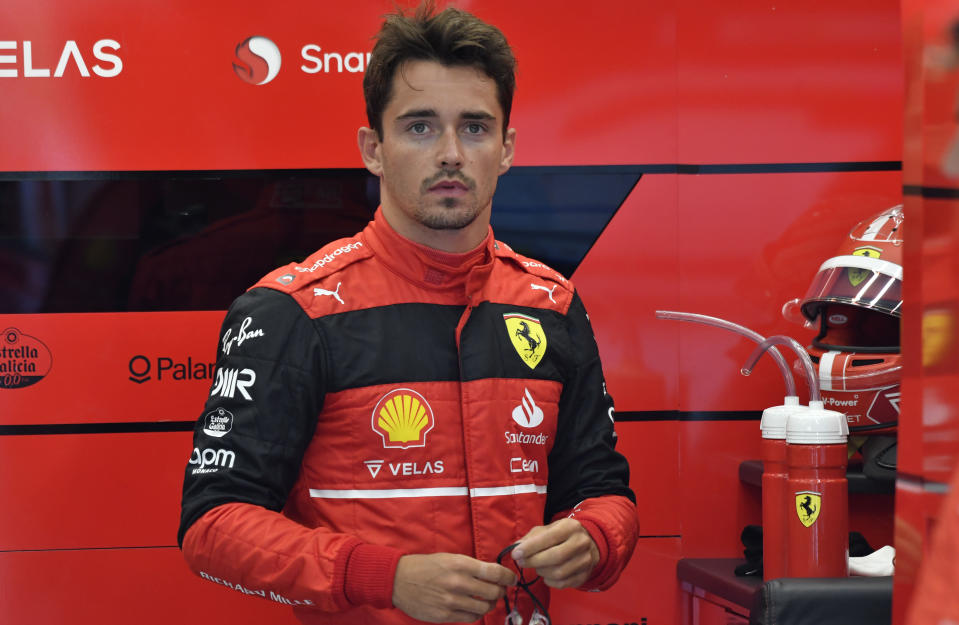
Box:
[499,127,516,175]
[357,127,383,176]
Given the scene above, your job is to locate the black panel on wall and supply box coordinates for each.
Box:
[0,166,636,313]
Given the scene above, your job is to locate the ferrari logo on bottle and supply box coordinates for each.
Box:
[504,313,547,369]
[795,491,822,527]
[848,246,882,286]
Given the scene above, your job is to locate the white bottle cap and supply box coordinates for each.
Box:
[785,400,849,444]
[759,396,801,440]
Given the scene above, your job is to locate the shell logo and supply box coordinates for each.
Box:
[371,388,435,449]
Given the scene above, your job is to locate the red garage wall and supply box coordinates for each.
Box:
[894,0,959,623]
[0,2,904,624]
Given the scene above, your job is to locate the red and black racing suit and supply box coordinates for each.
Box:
[178,208,638,624]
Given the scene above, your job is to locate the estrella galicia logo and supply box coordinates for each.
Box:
[233,36,281,85]
[1,327,53,389]
[128,355,215,384]
[203,407,234,438]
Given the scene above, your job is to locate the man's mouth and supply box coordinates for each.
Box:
[427,179,471,199]
[429,180,469,192]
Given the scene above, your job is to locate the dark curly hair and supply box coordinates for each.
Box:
[363,1,517,139]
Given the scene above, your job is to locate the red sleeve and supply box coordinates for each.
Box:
[553,495,639,590]
[182,503,405,612]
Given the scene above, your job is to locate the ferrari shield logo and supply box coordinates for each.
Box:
[795,491,821,527]
[504,313,547,369]
[849,246,882,286]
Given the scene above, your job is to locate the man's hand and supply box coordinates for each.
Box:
[511,518,599,589]
[392,553,517,623]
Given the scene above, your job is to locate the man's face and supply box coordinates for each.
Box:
[359,59,515,251]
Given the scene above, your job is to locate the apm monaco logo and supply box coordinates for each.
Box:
[371,388,435,449]
[190,447,236,474]
[233,36,281,85]
[1,327,53,389]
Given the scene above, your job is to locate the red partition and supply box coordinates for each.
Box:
[0,1,906,624]
[894,1,959,622]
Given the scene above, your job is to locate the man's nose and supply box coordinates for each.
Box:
[436,129,464,169]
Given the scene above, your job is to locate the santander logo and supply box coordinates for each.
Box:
[512,388,544,428]
[233,36,281,85]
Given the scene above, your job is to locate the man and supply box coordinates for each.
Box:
[178,3,638,623]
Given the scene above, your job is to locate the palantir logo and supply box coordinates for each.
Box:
[129,355,151,383]
[127,354,214,384]
[233,36,281,85]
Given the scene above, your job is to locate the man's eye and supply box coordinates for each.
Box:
[465,123,486,134]
[409,122,429,134]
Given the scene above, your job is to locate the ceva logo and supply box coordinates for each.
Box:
[233,36,281,85]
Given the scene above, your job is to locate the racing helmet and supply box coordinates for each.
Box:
[797,205,903,433]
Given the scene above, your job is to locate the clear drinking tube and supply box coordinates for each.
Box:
[741,334,820,403]
[655,310,796,397]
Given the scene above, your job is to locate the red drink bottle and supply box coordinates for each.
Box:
[760,396,802,581]
[785,400,849,578]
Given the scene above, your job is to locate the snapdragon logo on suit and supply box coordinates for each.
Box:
[233,36,281,85]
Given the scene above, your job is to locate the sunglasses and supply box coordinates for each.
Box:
[496,543,552,625]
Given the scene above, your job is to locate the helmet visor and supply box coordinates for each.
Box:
[800,255,902,321]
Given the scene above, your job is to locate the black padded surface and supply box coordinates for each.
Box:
[749,576,892,625]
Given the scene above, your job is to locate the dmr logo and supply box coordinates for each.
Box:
[0,40,122,78]
[233,36,281,85]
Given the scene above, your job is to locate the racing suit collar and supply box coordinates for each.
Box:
[365,207,496,293]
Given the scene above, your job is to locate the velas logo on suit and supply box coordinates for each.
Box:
[233,36,281,85]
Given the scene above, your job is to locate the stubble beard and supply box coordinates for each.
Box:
[414,198,480,230]
[416,172,481,231]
